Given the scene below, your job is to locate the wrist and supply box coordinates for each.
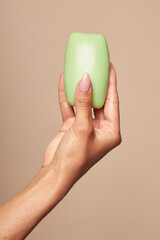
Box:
[47,162,75,201]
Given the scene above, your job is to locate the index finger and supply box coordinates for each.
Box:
[58,72,75,122]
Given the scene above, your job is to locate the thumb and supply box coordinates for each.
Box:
[74,73,93,125]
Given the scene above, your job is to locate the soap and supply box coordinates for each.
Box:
[64,32,110,109]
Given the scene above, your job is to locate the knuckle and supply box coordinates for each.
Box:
[113,132,122,146]
[78,97,91,108]
[106,97,119,104]
[100,130,122,153]
[59,101,68,108]
[77,122,93,137]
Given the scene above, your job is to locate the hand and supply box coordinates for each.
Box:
[0,63,122,239]
[42,62,122,187]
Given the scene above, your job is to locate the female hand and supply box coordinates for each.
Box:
[0,63,121,239]
[42,62,122,188]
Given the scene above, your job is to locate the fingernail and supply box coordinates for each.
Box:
[79,73,91,92]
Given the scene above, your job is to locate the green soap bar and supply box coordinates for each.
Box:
[64,32,110,109]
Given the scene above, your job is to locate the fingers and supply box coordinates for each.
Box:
[104,63,120,125]
[58,72,75,122]
[73,73,93,133]
[94,106,105,121]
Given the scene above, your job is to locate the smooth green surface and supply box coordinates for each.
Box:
[64,32,110,109]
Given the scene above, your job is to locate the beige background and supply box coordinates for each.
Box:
[1,0,160,239]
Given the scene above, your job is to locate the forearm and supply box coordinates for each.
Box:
[0,165,69,239]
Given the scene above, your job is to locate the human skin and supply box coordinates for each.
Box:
[0,63,121,239]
